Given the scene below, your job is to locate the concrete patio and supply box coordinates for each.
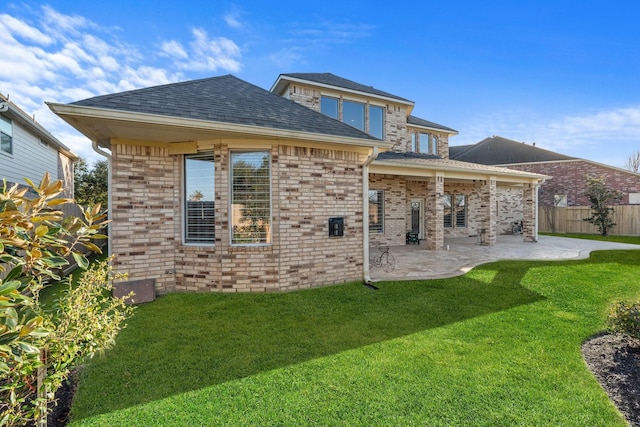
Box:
[369,235,640,282]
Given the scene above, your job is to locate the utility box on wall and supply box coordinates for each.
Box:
[328,217,344,237]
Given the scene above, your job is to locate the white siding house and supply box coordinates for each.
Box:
[0,94,77,197]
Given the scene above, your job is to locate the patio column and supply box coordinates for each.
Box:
[425,173,444,250]
[479,178,497,246]
[522,183,537,242]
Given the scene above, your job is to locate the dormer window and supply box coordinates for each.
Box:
[320,96,338,119]
[320,96,385,139]
[343,100,365,131]
[411,132,438,155]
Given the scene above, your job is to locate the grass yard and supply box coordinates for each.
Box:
[65,249,640,426]
[541,232,640,245]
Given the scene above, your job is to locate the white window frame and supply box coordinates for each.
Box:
[368,190,384,233]
[230,150,272,245]
[184,153,216,245]
[0,115,13,155]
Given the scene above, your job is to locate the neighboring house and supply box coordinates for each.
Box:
[450,135,640,208]
[0,93,77,198]
[48,74,546,293]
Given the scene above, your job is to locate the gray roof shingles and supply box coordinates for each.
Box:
[71,74,379,140]
[449,136,577,165]
[407,115,457,133]
[280,73,413,103]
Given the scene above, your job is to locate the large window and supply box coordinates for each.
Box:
[320,96,338,119]
[320,97,385,139]
[0,116,12,155]
[411,132,437,155]
[184,153,215,243]
[343,100,365,131]
[369,105,384,139]
[369,190,384,233]
[231,151,271,244]
[444,194,467,228]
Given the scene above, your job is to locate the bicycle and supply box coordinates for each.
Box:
[370,246,396,272]
[512,220,523,235]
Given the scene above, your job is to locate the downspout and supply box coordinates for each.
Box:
[363,147,379,284]
[92,140,113,257]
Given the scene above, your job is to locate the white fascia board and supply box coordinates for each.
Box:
[47,103,392,149]
[370,160,549,183]
[407,123,459,136]
[271,75,415,108]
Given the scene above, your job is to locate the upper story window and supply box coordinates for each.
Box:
[342,100,365,131]
[231,151,271,245]
[411,131,438,155]
[1,115,13,155]
[321,96,338,119]
[184,153,215,244]
[320,96,384,139]
[369,105,384,139]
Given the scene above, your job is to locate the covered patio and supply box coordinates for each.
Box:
[369,235,640,281]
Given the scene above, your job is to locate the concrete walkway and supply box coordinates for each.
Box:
[369,235,640,282]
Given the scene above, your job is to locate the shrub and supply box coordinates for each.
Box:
[0,173,134,426]
[607,300,640,339]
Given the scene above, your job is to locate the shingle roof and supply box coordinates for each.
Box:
[407,115,458,133]
[374,153,548,179]
[278,73,413,103]
[449,136,577,165]
[71,74,379,141]
[377,151,442,161]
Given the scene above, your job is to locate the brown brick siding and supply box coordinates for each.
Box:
[508,161,640,206]
[111,142,365,293]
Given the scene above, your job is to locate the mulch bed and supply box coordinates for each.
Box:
[582,333,640,426]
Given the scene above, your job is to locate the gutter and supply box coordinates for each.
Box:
[92,140,113,257]
[363,146,379,284]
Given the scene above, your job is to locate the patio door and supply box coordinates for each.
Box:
[410,199,423,239]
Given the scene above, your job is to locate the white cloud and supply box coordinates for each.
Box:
[0,13,52,45]
[224,12,244,30]
[453,106,640,168]
[160,40,188,59]
[0,5,244,162]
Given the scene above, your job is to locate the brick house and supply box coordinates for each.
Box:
[1,93,77,198]
[450,135,640,208]
[49,74,546,293]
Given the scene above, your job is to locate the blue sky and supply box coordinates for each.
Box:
[1,1,639,167]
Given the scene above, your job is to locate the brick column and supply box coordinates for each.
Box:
[522,183,537,242]
[425,174,444,250]
[479,178,497,246]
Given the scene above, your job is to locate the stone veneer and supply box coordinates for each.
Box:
[111,142,366,293]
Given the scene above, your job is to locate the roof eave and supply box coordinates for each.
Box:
[270,74,415,108]
[2,101,78,160]
[47,103,392,150]
[407,122,459,136]
[371,159,550,183]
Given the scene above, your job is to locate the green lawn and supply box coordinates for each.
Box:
[66,250,640,426]
[541,232,640,245]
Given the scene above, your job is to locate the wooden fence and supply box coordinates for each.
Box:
[538,205,640,236]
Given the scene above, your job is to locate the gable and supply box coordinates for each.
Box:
[66,75,381,144]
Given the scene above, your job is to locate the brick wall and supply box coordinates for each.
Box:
[508,160,640,206]
[111,141,366,293]
[111,144,179,293]
[496,186,524,234]
[369,174,407,246]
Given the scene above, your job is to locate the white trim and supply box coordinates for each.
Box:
[47,103,392,150]
[271,75,415,108]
